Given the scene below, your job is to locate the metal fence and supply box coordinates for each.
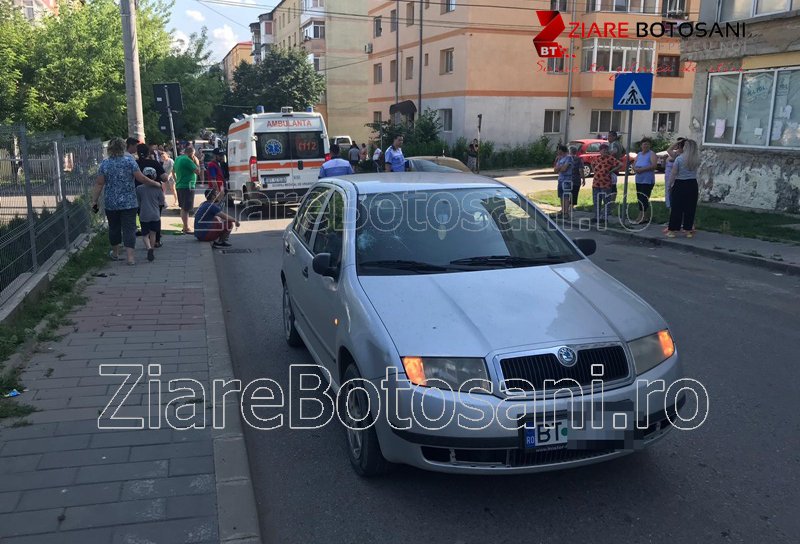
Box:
[0,124,104,299]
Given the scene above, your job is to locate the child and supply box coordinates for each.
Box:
[592,143,622,224]
[136,167,165,262]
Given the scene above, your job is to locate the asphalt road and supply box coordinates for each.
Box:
[213,216,800,544]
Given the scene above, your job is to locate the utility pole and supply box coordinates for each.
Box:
[164,86,178,160]
[394,0,400,107]
[563,0,577,142]
[120,0,145,141]
[418,0,423,115]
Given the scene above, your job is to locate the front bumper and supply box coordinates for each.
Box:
[370,353,684,474]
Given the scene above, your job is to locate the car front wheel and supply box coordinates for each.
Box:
[339,363,391,477]
[282,283,303,347]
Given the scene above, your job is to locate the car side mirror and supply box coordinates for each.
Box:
[297,160,304,170]
[312,253,338,278]
[573,238,597,257]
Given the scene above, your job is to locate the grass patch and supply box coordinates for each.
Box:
[0,400,36,419]
[529,182,800,243]
[0,228,109,367]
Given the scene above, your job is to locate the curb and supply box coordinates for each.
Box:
[575,218,800,276]
[200,242,263,544]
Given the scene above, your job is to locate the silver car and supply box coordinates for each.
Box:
[281,173,684,476]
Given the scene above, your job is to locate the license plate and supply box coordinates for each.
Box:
[524,419,569,450]
[262,175,288,186]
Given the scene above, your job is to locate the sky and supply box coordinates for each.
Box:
[169,0,277,62]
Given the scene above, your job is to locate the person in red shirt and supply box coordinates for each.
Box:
[206,149,226,194]
[591,143,622,224]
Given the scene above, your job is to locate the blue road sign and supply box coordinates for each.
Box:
[613,73,653,111]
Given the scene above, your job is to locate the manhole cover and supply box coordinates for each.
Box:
[220,248,252,254]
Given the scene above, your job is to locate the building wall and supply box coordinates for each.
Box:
[368,0,696,148]
[683,5,800,212]
[222,43,254,86]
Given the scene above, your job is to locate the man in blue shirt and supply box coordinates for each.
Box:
[194,189,240,248]
[319,144,355,178]
[384,135,405,172]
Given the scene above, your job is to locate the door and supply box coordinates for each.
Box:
[290,131,326,198]
[305,189,346,369]
[284,186,331,337]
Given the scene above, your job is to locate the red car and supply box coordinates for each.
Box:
[568,139,636,178]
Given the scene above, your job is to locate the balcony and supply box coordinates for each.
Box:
[300,0,325,27]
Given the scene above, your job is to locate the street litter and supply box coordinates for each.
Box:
[2,389,21,398]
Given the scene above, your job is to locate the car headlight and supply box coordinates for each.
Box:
[401,357,490,391]
[628,330,675,375]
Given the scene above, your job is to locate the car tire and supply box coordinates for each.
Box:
[583,164,592,178]
[339,363,391,477]
[282,283,304,348]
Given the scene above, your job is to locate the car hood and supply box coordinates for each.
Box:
[357,260,666,357]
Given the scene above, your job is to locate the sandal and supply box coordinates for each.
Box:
[666,231,677,238]
[127,260,136,266]
[686,230,696,238]
[108,251,120,261]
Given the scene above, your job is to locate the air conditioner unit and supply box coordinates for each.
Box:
[365,43,373,54]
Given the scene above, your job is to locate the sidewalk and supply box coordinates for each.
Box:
[563,210,800,275]
[0,233,261,543]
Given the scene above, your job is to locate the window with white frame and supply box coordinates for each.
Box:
[439,109,453,131]
[719,0,791,21]
[303,0,323,9]
[590,110,623,133]
[406,2,415,25]
[544,110,563,133]
[374,16,382,37]
[664,0,687,16]
[374,111,382,123]
[406,57,414,79]
[373,63,383,84]
[547,57,565,73]
[440,48,454,74]
[704,69,800,148]
[551,0,567,10]
[390,60,397,82]
[581,39,654,73]
[442,0,456,14]
[302,22,325,40]
[313,56,322,72]
[586,0,661,13]
[652,112,679,132]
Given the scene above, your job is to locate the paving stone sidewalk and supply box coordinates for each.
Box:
[0,233,261,543]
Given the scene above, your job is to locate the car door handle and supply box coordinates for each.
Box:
[302,267,308,278]
[285,242,290,254]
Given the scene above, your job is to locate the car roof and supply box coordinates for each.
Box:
[323,172,504,194]
[570,139,606,144]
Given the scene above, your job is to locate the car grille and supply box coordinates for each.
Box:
[499,345,629,392]
[421,446,618,467]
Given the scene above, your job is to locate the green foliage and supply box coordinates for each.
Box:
[633,132,673,153]
[215,48,326,131]
[477,137,554,170]
[0,0,223,141]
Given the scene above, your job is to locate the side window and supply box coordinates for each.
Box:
[293,188,329,245]
[586,143,600,153]
[312,191,345,267]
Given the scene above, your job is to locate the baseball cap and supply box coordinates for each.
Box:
[212,148,224,155]
[143,167,157,179]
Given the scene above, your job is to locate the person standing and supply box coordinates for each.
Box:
[174,146,201,234]
[161,151,178,208]
[384,135,405,172]
[666,139,700,238]
[632,137,657,224]
[372,146,382,172]
[91,137,161,266]
[606,130,625,209]
[206,149,226,194]
[553,144,574,219]
[591,143,621,225]
[664,137,685,213]
[125,137,139,159]
[467,139,479,173]
[136,144,168,247]
[319,144,355,178]
[136,167,166,262]
[569,145,585,212]
[348,143,361,171]
[359,143,368,163]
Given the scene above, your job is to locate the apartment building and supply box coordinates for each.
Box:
[13,0,56,20]
[367,0,695,147]
[683,0,800,212]
[260,0,371,143]
[250,13,275,64]
[222,42,254,86]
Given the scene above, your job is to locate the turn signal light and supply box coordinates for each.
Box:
[402,357,426,386]
[324,153,331,162]
[249,156,258,182]
[658,330,675,359]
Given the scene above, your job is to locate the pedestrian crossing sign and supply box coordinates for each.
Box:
[613,73,653,111]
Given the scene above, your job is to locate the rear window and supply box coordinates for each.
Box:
[256,132,324,161]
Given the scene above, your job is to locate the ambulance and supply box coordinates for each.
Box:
[227,107,330,205]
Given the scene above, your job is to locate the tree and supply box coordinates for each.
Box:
[216,48,326,133]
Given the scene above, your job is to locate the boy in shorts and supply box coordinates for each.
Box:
[136,167,165,262]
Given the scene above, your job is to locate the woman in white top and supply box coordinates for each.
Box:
[160,151,178,208]
[666,139,700,238]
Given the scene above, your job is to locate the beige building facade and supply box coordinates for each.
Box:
[268,0,371,144]
[222,42,254,87]
[368,0,696,147]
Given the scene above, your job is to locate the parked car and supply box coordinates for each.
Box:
[405,156,471,173]
[331,135,354,148]
[281,172,684,476]
[569,139,636,178]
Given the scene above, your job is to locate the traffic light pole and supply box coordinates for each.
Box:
[165,85,178,159]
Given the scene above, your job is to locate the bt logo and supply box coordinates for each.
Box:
[533,10,567,58]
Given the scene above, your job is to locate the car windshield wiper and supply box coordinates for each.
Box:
[449,255,568,267]
[358,259,451,273]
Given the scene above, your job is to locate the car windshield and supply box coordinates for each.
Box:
[411,159,462,173]
[356,187,581,275]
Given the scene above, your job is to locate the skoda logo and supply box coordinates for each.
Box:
[556,347,577,367]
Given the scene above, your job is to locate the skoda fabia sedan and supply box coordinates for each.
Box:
[281,173,684,476]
